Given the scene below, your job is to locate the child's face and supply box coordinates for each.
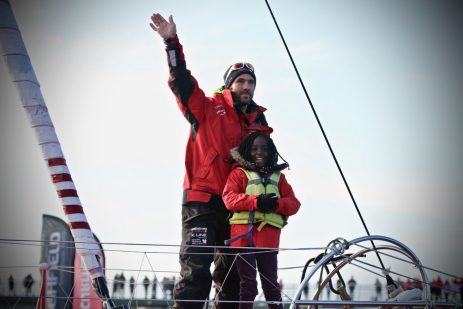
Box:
[250,136,269,168]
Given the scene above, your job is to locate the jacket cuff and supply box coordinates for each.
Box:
[164,34,179,46]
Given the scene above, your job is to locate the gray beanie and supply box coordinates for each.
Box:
[223,63,256,89]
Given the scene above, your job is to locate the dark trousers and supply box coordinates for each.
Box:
[173,195,240,309]
[235,250,283,309]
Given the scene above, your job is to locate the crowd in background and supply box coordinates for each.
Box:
[1,273,462,303]
[0,274,35,296]
[111,273,176,299]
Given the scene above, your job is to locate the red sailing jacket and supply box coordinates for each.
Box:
[222,167,301,248]
[164,36,273,201]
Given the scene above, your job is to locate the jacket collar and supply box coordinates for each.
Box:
[230,147,288,178]
[222,89,264,114]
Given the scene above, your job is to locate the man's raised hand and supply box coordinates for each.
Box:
[150,13,176,40]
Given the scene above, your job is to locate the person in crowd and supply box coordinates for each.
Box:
[8,275,15,296]
[374,278,382,300]
[162,276,176,299]
[112,273,119,297]
[143,276,150,299]
[129,276,135,296]
[347,276,357,299]
[23,274,34,296]
[120,272,126,298]
[152,276,158,299]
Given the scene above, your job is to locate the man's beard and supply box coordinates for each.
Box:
[231,91,252,110]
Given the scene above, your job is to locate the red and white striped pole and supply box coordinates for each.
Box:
[38,263,48,309]
[0,1,124,308]
[0,0,103,280]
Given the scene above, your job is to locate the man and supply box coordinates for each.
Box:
[151,276,158,299]
[8,275,15,296]
[374,278,382,300]
[129,276,135,296]
[143,276,150,299]
[347,276,356,299]
[23,274,35,296]
[150,13,272,309]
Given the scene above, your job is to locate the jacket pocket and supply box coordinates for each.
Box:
[197,148,218,179]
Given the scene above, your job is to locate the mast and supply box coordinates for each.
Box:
[0,1,123,307]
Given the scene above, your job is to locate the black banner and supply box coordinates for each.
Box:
[40,214,75,309]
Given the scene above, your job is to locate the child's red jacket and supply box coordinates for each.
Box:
[222,168,301,248]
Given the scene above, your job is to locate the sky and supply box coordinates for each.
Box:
[1,0,463,299]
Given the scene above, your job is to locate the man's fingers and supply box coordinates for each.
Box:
[149,14,167,33]
[154,13,167,24]
[150,13,166,27]
[150,13,175,38]
[157,13,167,22]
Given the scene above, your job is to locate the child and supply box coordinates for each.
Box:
[222,132,301,309]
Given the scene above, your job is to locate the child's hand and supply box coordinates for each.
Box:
[257,193,278,212]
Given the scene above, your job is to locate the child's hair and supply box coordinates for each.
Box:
[238,132,278,167]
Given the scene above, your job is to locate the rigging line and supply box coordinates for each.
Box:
[0,238,327,252]
[62,280,76,309]
[128,252,148,308]
[263,0,385,270]
[351,243,461,280]
[144,254,174,309]
[345,260,463,300]
[347,258,428,286]
[212,253,239,306]
[236,253,292,303]
[11,296,22,309]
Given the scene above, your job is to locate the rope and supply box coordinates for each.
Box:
[263,0,386,270]
[236,253,293,303]
[0,238,459,282]
[2,239,461,307]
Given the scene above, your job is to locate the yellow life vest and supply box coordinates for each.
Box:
[229,168,286,230]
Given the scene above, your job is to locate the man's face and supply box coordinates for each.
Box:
[229,73,256,105]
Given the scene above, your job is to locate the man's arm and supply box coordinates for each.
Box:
[149,13,206,135]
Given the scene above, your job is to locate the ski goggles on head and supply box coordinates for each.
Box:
[230,62,254,73]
